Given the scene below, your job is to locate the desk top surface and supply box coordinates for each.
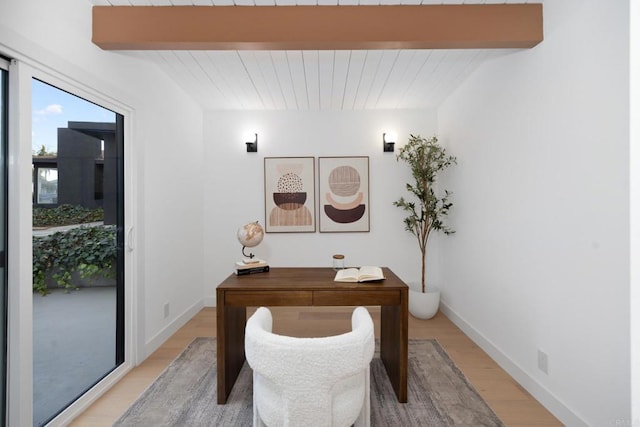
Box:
[217,267,408,291]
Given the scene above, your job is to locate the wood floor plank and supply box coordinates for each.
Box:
[69,307,561,426]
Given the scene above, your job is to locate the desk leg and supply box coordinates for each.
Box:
[217,291,246,404]
[380,290,408,403]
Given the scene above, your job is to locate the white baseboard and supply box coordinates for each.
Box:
[203,294,216,307]
[143,299,204,360]
[439,301,587,427]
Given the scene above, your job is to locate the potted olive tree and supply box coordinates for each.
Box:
[393,134,456,319]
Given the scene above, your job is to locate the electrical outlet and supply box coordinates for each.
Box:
[537,349,548,375]
[164,302,170,319]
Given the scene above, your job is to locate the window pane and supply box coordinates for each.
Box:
[32,79,124,426]
[36,168,57,204]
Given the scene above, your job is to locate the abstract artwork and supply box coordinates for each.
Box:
[264,157,316,233]
[318,156,369,232]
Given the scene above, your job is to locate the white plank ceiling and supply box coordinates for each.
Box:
[88,0,529,110]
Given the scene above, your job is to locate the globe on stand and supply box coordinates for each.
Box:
[237,221,264,259]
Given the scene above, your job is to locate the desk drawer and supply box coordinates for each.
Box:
[313,290,400,306]
[224,290,313,306]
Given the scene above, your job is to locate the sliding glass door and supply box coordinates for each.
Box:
[31,79,124,426]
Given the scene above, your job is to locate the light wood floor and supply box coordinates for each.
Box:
[70,307,561,426]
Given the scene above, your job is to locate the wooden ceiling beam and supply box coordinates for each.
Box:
[92,4,542,51]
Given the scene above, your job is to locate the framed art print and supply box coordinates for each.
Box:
[264,157,316,233]
[318,156,370,232]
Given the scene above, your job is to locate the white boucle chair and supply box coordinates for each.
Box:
[245,306,375,427]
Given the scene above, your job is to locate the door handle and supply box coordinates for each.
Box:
[126,226,134,252]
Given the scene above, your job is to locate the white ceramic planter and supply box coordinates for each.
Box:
[408,288,440,320]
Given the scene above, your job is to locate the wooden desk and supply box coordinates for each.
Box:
[216,267,408,404]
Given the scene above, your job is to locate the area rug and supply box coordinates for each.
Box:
[115,338,504,426]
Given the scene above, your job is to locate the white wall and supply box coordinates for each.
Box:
[437,1,630,425]
[1,0,205,423]
[202,109,438,303]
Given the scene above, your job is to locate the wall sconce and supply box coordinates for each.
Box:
[246,133,258,152]
[383,132,397,152]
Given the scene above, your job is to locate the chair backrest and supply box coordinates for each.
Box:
[245,306,375,427]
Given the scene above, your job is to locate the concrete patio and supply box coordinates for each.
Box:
[33,286,116,426]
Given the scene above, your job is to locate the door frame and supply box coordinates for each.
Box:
[0,56,9,427]
[5,58,138,427]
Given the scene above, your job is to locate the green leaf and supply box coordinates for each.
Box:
[393,134,457,288]
[33,220,117,294]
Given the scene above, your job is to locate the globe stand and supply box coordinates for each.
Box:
[242,246,255,259]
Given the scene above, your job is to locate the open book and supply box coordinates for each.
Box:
[334,266,385,283]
